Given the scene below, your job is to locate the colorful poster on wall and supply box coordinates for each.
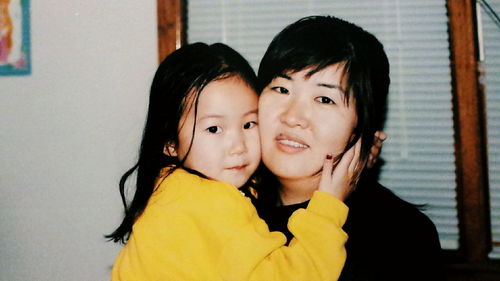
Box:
[0,0,30,76]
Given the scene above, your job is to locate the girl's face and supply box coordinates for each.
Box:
[258,64,357,187]
[170,76,261,188]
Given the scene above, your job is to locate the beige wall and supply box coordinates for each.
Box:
[0,1,157,280]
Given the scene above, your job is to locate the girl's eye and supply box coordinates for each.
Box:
[315,96,335,104]
[271,86,289,94]
[206,126,222,134]
[243,121,257,130]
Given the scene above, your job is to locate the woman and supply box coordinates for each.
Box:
[253,15,444,281]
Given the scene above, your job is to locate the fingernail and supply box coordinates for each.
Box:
[326,154,333,160]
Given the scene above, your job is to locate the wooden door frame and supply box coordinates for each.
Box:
[156,0,186,62]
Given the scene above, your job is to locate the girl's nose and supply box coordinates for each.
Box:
[229,131,248,155]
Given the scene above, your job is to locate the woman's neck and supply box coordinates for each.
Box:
[278,175,320,205]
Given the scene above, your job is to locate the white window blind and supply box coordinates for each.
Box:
[480,0,500,259]
[188,0,458,249]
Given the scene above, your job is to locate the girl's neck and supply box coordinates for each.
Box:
[278,175,320,206]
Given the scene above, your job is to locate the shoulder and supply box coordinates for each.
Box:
[350,181,421,214]
[378,182,436,228]
[343,179,443,278]
[133,168,256,239]
[347,180,438,236]
[154,168,252,214]
[156,168,237,196]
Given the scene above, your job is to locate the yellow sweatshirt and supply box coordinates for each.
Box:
[111,168,348,281]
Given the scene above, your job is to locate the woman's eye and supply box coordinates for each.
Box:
[271,86,289,94]
[315,96,335,104]
[206,126,222,134]
[243,121,257,130]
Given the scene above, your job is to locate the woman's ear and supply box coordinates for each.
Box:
[163,142,178,157]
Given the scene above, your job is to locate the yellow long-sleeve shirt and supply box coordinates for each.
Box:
[111,168,348,281]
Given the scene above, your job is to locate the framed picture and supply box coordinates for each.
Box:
[0,0,30,76]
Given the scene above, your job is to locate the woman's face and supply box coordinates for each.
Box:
[258,63,357,186]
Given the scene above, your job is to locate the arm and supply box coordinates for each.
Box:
[217,190,348,281]
[111,170,348,281]
[219,141,363,280]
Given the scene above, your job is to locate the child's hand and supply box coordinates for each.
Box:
[366,131,387,168]
[318,138,362,201]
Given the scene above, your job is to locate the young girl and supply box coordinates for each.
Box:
[107,42,360,280]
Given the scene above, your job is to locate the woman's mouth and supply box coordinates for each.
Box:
[275,134,309,153]
[277,139,308,148]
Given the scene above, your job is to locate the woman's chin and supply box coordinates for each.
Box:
[264,161,319,182]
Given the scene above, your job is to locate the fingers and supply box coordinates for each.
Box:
[318,143,358,201]
[367,131,387,168]
[319,154,334,190]
[348,138,362,172]
[334,148,355,177]
[374,131,387,143]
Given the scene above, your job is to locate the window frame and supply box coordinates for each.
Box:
[445,0,500,278]
[156,0,500,279]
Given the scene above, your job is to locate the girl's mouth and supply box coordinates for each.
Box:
[227,164,248,171]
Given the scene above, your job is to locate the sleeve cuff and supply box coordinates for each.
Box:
[306,191,349,227]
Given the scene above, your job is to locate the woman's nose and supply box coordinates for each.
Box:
[279,99,309,128]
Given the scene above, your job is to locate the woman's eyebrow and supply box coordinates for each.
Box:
[317,83,345,93]
[277,73,292,80]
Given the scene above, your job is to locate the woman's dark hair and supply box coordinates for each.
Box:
[106,42,258,243]
[256,15,390,205]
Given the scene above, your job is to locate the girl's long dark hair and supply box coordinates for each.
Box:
[106,42,258,243]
